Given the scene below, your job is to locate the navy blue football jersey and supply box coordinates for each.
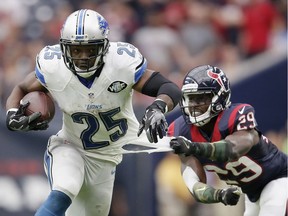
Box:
[168,103,287,202]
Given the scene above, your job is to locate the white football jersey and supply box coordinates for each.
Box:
[35,42,148,164]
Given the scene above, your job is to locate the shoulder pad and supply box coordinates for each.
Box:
[223,103,257,133]
[107,42,147,83]
[35,45,72,90]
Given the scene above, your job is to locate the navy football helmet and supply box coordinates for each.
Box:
[180,65,231,126]
[60,9,110,78]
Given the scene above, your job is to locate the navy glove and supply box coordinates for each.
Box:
[170,136,199,156]
[137,100,168,143]
[217,187,241,206]
[6,100,48,131]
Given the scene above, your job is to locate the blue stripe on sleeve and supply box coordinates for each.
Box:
[35,63,46,85]
[134,59,147,83]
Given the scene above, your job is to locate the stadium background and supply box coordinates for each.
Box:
[0,0,286,216]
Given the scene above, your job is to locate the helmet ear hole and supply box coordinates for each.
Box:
[212,103,223,113]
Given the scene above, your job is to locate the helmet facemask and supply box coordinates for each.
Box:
[181,89,216,127]
[60,39,109,78]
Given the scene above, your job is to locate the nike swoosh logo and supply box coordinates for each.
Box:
[183,141,190,149]
[238,106,246,114]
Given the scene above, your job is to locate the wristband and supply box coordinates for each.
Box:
[182,166,199,194]
[152,99,168,113]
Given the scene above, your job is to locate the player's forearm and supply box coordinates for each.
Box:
[155,94,174,112]
[182,166,220,203]
[186,140,233,162]
[191,138,255,162]
[192,182,221,203]
[6,86,26,110]
[182,166,241,205]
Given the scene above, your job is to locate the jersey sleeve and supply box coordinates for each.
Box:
[167,121,176,137]
[35,46,50,87]
[35,44,71,91]
[229,104,258,133]
[109,42,148,84]
[167,116,191,139]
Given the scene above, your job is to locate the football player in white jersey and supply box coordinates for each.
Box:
[5,9,181,216]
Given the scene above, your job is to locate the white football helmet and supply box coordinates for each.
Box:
[60,9,110,78]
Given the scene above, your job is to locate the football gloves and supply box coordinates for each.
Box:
[6,100,49,131]
[137,100,168,143]
[217,187,241,206]
[170,136,199,156]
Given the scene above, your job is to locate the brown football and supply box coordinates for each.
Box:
[22,91,55,122]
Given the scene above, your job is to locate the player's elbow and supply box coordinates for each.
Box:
[227,141,250,161]
[228,150,242,161]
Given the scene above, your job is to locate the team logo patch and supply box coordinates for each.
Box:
[108,81,127,93]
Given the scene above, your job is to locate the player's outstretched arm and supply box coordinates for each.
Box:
[135,69,181,143]
[170,130,259,162]
[180,155,241,206]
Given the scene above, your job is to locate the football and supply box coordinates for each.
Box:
[22,91,55,122]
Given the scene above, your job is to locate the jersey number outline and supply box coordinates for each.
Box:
[71,107,128,150]
[237,111,256,130]
[116,42,136,57]
[204,156,262,185]
[43,46,62,60]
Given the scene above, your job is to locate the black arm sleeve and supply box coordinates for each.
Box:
[141,72,181,107]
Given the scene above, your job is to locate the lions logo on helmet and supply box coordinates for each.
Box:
[98,15,109,36]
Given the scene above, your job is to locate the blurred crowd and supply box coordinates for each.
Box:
[0,1,286,216]
[0,0,287,108]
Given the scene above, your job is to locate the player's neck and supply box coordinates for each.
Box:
[198,117,217,140]
[76,63,105,88]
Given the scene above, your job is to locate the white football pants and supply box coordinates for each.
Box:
[244,177,288,216]
[45,135,116,216]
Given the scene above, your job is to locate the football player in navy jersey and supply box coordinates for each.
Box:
[5,9,181,216]
[168,65,287,216]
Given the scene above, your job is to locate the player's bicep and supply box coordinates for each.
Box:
[133,69,154,92]
[20,71,47,93]
[225,129,259,157]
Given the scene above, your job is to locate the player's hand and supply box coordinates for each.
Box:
[137,100,168,143]
[6,100,49,131]
[217,187,241,206]
[170,136,197,156]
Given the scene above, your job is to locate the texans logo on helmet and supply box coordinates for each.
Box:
[207,69,229,91]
